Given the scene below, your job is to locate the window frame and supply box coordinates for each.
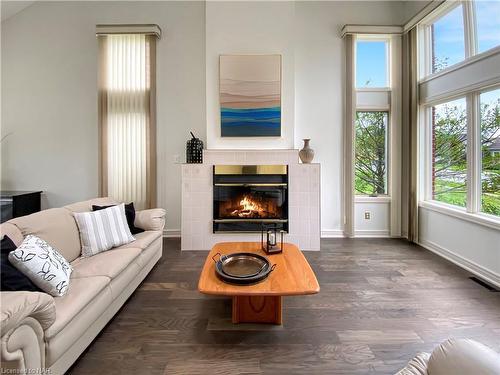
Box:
[353,34,394,199]
[354,35,391,90]
[354,110,390,196]
[420,1,467,78]
[421,85,500,227]
[419,0,500,81]
[473,0,500,55]
[417,0,500,227]
[478,86,500,218]
[423,95,468,207]
[345,31,402,237]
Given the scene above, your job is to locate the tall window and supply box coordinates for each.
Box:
[98,31,157,209]
[355,111,388,195]
[480,89,500,216]
[345,30,400,237]
[354,36,392,197]
[431,4,465,73]
[356,40,389,88]
[431,98,467,207]
[419,1,500,222]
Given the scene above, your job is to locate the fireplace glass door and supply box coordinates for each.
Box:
[213,165,288,232]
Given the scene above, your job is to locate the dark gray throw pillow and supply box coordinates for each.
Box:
[0,235,41,292]
[92,202,145,235]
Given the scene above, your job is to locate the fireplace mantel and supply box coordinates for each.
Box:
[181,149,320,251]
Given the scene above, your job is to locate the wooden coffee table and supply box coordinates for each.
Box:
[198,242,319,324]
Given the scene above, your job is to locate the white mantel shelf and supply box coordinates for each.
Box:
[181,149,321,251]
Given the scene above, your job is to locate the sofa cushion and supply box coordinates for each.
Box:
[71,247,141,279]
[44,283,113,367]
[93,202,144,235]
[45,276,109,339]
[1,235,41,292]
[134,236,163,269]
[9,208,81,263]
[9,235,73,297]
[73,204,135,257]
[428,338,500,375]
[115,230,162,251]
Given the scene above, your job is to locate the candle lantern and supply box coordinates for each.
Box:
[261,223,284,254]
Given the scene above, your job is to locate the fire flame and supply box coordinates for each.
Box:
[230,195,264,217]
[240,196,262,212]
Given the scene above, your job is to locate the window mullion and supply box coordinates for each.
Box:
[423,25,432,77]
[467,93,481,213]
[424,107,433,201]
[462,0,476,58]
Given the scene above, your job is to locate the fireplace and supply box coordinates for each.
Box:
[213,165,288,233]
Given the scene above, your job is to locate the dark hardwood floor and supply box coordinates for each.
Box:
[69,238,500,375]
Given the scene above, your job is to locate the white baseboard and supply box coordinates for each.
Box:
[170,228,391,239]
[172,229,347,239]
[354,229,390,238]
[321,229,345,238]
[163,229,181,238]
[419,238,500,289]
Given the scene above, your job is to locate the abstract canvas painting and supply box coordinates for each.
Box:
[220,55,281,137]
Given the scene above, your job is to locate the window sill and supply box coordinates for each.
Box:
[419,200,500,231]
[355,196,391,203]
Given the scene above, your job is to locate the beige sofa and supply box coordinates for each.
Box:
[0,198,165,374]
[396,338,500,374]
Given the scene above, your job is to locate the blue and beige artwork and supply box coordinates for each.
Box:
[220,55,281,137]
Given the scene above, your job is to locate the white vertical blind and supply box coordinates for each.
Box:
[105,34,149,209]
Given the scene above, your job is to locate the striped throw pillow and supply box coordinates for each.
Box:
[73,203,135,257]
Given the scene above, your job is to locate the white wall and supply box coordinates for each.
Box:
[206,1,419,235]
[419,207,500,287]
[205,1,295,149]
[2,1,427,234]
[292,1,410,234]
[354,201,390,237]
[1,1,206,232]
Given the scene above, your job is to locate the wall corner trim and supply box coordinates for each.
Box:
[341,25,403,38]
[96,24,162,39]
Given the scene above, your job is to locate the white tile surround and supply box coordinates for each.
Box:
[181,149,321,251]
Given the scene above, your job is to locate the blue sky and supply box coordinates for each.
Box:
[433,5,465,71]
[430,1,500,71]
[356,41,387,88]
[476,0,500,53]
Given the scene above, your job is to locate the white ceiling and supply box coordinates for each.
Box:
[0,0,433,25]
[1,1,36,22]
[397,0,434,25]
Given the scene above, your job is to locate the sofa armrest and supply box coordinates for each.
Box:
[1,292,55,371]
[1,292,56,334]
[135,208,166,232]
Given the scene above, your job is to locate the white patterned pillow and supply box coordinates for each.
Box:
[8,235,73,297]
[73,203,135,257]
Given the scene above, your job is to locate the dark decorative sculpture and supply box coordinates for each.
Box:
[186,131,203,163]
